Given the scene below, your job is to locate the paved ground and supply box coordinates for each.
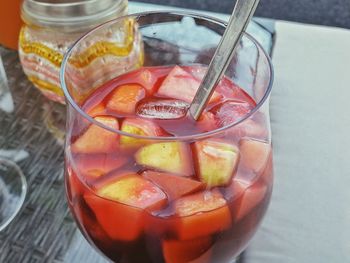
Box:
[132,0,350,29]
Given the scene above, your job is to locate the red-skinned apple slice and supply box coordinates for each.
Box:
[84,173,167,241]
[162,236,213,263]
[120,118,164,148]
[142,171,204,201]
[194,139,239,187]
[71,116,119,154]
[135,142,193,176]
[157,66,221,104]
[239,139,271,173]
[174,190,232,240]
[106,84,145,114]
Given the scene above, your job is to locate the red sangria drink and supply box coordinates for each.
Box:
[61,12,274,263]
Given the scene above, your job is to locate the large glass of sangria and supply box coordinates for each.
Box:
[60,12,274,263]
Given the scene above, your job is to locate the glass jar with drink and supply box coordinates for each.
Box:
[19,0,135,104]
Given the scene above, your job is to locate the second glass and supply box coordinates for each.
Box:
[61,12,274,263]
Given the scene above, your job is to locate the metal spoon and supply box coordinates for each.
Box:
[189,0,260,120]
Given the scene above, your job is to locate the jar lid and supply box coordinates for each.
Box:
[21,0,127,31]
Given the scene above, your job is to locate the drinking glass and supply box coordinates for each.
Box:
[0,55,27,231]
[60,12,273,263]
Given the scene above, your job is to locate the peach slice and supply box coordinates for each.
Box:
[162,236,212,263]
[239,139,271,173]
[106,84,145,114]
[174,190,232,240]
[142,171,204,201]
[135,142,193,176]
[194,139,239,187]
[71,116,119,154]
[157,66,221,103]
[84,174,167,241]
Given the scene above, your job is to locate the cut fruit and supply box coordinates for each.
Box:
[120,118,164,148]
[73,154,128,178]
[142,171,204,201]
[97,174,167,209]
[186,65,240,101]
[84,173,167,241]
[197,111,218,132]
[194,139,239,187]
[157,66,221,104]
[135,68,158,94]
[72,116,119,154]
[233,178,267,221]
[86,103,106,117]
[239,139,271,173]
[135,142,193,176]
[106,84,145,114]
[231,118,267,140]
[162,236,212,263]
[174,190,232,240]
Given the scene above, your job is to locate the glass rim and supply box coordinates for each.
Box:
[60,10,274,141]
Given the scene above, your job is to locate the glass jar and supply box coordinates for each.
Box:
[19,0,143,104]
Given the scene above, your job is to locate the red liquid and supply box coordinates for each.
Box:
[65,65,273,263]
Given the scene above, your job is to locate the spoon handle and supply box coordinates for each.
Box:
[189,0,260,120]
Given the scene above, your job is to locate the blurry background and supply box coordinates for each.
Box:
[132,0,350,29]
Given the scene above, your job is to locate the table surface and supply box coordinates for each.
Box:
[0,3,274,263]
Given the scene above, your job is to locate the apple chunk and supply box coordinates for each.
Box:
[120,118,164,148]
[84,174,167,241]
[239,139,271,173]
[174,190,232,240]
[142,171,204,201]
[194,139,239,187]
[106,84,145,114]
[157,66,221,103]
[72,116,119,154]
[135,142,193,176]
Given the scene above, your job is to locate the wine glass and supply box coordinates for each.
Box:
[60,12,273,263]
[0,55,27,231]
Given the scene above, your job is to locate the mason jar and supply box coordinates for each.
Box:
[19,0,143,104]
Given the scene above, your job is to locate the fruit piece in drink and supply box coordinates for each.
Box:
[106,84,145,114]
[239,139,271,173]
[174,190,232,240]
[135,142,193,176]
[120,118,164,148]
[193,139,239,187]
[71,116,119,154]
[142,171,204,201]
[157,65,221,104]
[85,173,167,241]
[162,236,212,263]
